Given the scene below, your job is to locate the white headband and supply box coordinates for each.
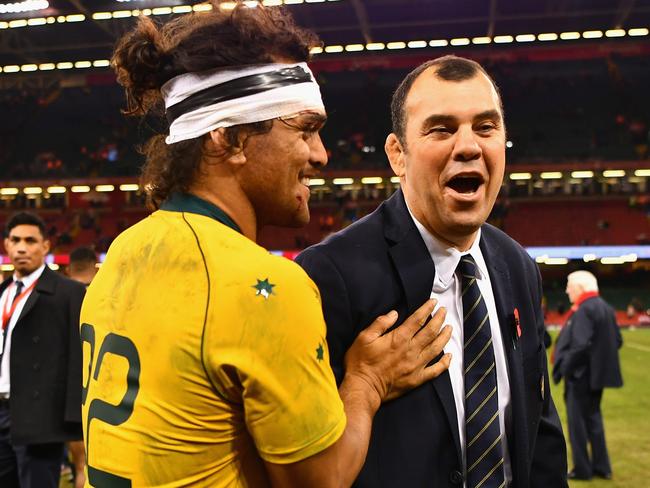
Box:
[161,62,324,144]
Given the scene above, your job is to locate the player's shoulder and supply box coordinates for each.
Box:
[234,247,317,296]
[110,208,205,249]
[173,214,318,296]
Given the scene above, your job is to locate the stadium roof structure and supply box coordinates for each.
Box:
[1,0,650,84]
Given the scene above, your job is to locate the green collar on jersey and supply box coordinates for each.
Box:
[160,193,242,234]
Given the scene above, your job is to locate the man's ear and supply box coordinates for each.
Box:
[208,128,246,166]
[385,133,406,177]
[43,239,51,255]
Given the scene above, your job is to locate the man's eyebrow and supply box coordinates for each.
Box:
[301,112,328,125]
[421,114,457,129]
[421,110,503,129]
[473,109,502,123]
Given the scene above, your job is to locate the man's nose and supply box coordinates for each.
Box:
[309,133,328,169]
[452,126,482,163]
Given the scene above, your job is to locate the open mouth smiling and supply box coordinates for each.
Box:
[446,174,484,194]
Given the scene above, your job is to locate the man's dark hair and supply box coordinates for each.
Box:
[69,246,97,268]
[4,212,47,238]
[390,55,503,144]
[111,2,321,210]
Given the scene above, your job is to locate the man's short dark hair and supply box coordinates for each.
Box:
[4,211,47,238]
[69,246,97,267]
[390,55,503,144]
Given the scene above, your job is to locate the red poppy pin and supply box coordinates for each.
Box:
[514,307,522,338]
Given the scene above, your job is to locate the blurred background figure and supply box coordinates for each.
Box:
[67,246,97,287]
[0,212,85,488]
[553,270,623,481]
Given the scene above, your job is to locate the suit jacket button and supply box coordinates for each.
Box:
[450,470,464,485]
[32,363,40,371]
[32,390,39,399]
[32,336,40,343]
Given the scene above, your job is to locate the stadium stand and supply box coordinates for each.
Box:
[1,0,649,328]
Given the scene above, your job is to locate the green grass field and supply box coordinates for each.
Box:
[549,328,650,487]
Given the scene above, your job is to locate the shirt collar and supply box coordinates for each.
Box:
[160,192,241,234]
[406,202,488,292]
[13,263,46,288]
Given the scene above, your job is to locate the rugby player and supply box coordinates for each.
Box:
[80,3,451,486]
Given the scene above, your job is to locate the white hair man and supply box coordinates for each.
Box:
[553,270,623,481]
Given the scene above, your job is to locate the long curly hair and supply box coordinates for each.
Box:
[111,2,321,209]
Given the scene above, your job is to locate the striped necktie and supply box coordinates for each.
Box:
[459,255,505,488]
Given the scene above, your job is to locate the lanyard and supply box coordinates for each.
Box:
[2,280,38,331]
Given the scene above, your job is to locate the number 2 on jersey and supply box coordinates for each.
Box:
[81,323,141,487]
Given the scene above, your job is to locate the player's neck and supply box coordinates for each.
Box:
[188,185,257,242]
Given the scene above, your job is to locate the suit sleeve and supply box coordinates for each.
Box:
[64,282,85,427]
[296,248,355,385]
[552,326,570,384]
[615,313,623,349]
[529,263,569,488]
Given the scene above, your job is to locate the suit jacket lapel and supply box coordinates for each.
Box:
[479,229,528,484]
[384,190,462,465]
[16,267,56,324]
[384,193,434,314]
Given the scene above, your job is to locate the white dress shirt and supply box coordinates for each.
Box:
[407,207,513,485]
[0,264,46,397]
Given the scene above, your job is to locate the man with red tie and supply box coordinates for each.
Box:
[0,212,85,488]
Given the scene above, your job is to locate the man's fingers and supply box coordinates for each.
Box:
[364,309,399,340]
[400,299,437,336]
[422,323,453,359]
[420,352,452,382]
[429,305,446,334]
[413,306,447,345]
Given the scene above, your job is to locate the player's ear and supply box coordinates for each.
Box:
[207,129,246,166]
[385,133,406,177]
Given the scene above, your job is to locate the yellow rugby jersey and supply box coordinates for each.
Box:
[80,193,345,487]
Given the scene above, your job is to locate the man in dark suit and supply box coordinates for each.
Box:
[0,212,86,488]
[297,55,568,487]
[553,270,623,481]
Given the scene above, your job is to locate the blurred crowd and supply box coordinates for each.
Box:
[1,55,649,179]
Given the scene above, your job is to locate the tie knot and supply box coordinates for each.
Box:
[457,254,478,281]
[14,280,24,292]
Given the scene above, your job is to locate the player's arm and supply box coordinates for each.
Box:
[264,300,452,488]
[68,440,86,488]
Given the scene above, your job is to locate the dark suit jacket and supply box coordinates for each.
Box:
[297,190,567,488]
[553,296,623,390]
[1,266,85,445]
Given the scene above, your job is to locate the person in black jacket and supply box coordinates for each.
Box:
[298,55,568,488]
[0,212,86,488]
[553,270,623,481]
